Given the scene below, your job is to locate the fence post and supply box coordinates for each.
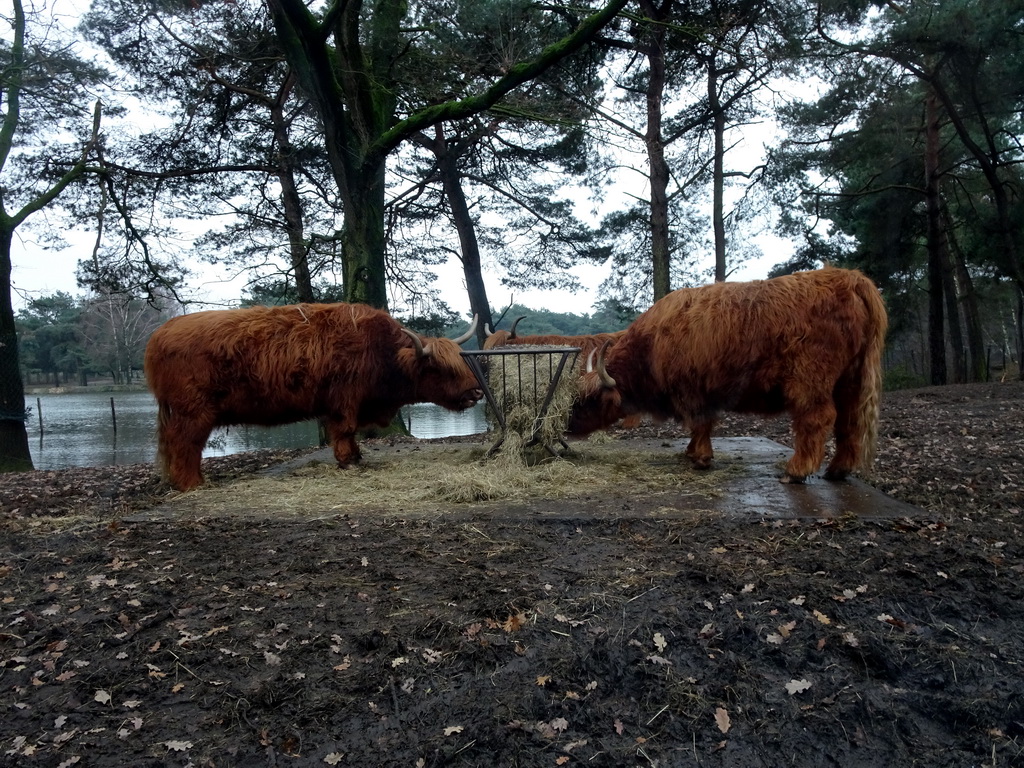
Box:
[37,397,42,436]
[110,397,117,434]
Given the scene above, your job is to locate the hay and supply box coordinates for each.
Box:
[485,346,579,463]
[164,443,726,520]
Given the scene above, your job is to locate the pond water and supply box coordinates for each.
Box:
[25,391,488,471]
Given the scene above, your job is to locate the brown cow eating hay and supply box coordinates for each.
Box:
[569,268,888,483]
[144,303,482,491]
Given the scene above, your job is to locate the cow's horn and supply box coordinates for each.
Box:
[509,315,526,339]
[401,328,432,358]
[450,314,479,345]
[484,323,493,337]
[595,340,616,388]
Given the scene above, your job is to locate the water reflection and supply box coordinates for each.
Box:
[25,391,487,471]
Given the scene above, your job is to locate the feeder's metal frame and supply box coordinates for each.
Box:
[462,346,581,457]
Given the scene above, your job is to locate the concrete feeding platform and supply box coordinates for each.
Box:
[134,435,925,523]
[631,436,923,520]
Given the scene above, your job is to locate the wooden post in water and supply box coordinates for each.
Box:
[110,397,117,434]
[36,397,43,436]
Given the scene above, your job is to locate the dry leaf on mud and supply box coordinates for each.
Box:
[715,707,731,734]
[164,740,193,751]
[324,752,344,765]
[502,613,527,632]
[785,679,812,695]
[813,610,832,625]
[614,719,625,735]
[550,717,569,733]
[536,675,551,687]
[653,632,667,651]
[94,690,111,705]
[443,726,463,736]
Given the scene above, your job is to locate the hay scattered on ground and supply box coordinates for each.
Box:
[165,443,726,519]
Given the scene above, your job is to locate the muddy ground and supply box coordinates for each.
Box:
[1,381,1022,767]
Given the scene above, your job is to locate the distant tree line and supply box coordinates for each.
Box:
[16,291,170,388]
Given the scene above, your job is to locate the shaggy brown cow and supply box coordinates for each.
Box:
[145,303,482,491]
[569,268,888,483]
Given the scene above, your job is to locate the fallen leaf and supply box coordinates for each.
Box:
[536,675,551,687]
[653,632,667,652]
[614,718,624,735]
[443,726,464,737]
[789,595,806,606]
[785,679,812,695]
[324,753,345,766]
[714,707,730,734]
[778,621,797,638]
[164,740,193,751]
[94,690,111,705]
[556,757,570,766]
[550,717,569,733]
[502,613,526,632]
[765,633,784,645]
[813,610,832,625]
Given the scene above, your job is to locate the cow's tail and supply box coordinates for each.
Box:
[854,277,888,473]
[155,401,172,481]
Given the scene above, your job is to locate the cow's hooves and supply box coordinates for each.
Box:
[779,474,806,484]
[823,469,850,482]
[688,457,713,470]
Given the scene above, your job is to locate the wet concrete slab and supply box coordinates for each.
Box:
[624,436,925,520]
[135,436,926,523]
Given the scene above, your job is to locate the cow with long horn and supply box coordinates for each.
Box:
[144,303,482,490]
[569,268,888,483]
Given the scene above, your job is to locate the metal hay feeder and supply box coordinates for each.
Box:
[461,345,581,458]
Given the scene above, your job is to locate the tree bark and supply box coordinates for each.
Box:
[709,56,727,282]
[924,87,946,385]
[432,128,495,347]
[0,226,33,472]
[271,74,315,303]
[639,0,671,301]
[943,205,987,381]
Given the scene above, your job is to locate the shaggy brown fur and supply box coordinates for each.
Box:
[569,268,888,483]
[145,303,481,491]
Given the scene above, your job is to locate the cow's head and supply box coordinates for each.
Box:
[566,341,625,435]
[401,316,483,410]
[481,315,526,349]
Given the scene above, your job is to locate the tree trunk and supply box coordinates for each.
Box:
[434,128,494,346]
[1017,282,1024,381]
[643,11,671,301]
[924,87,946,385]
[709,57,727,282]
[944,205,987,381]
[272,74,315,303]
[941,249,964,383]
[340,161,389,308]
[0,227,33,472]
